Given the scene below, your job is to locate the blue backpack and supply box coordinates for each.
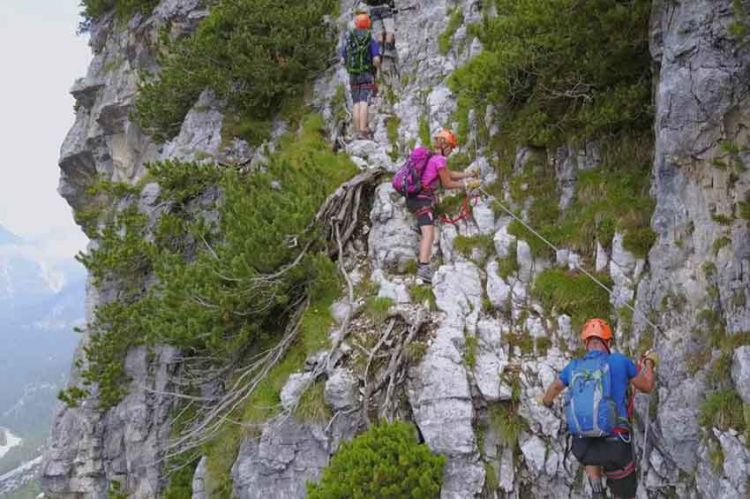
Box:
[564,351,619,437]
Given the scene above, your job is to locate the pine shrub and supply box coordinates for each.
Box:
[450,0,652,147]
[134,0,338,143]
[307,421,446,499]
[80,0,159,25]
[60,114,357,408]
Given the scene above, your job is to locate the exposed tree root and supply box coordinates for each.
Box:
[161,167,385,460]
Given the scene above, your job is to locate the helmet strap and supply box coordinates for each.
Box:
[585,337,611,354]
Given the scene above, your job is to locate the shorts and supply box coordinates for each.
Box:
[350,73,375,104]
[572,436,637,498]
[406,195,436,227]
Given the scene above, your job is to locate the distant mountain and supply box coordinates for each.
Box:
[0,230,85,475]
[0,225,21,246]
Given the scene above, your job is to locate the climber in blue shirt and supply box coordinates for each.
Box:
[539,318,657,499]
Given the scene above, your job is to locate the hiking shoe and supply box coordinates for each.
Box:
[417,264,433,284]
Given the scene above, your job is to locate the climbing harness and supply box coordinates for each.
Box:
[439,192,480,225]
[476,186,663,486]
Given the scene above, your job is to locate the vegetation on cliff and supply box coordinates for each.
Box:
[134,0,339,144]
[60,114,357,409]
[307,422,446,499]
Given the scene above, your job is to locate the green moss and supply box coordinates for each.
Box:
[697,309,727,349]
[684,348,711,376]
[496,245,519,280]
[163,458,200,499]
[706,351,733,389]
[453,234,496,262]
[406,340,429,364]
[484,462,499,493]
[489,403,525,448]
[623,227,657,258]
[708,437,725,474]
[699,390,747,433]
[418,114,432,147]
[438,9,465,55]
[108,480,128,499]
[730,0,750,41]
[403,259,418,275]
[738,191,750,221]
[410,284,437,310]
[386,115,402,161]
[714,236,732,255]
[732,289,746,307]
[331,84,348,125]
[532,269,613,329]
[365,296,394,323]
[308,422,446,498]
[464,335,478,368]
[295,380,332,422]
[536,336,551,356]
[712,214,734,226]
[507,330,534,356]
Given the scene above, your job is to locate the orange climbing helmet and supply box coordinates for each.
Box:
[355,13,372,30]
[581,318,613,343]
[434,129,458,149]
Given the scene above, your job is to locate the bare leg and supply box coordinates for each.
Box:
[419,225,435,264]
[585,466,605,498]
[359,103,369,135]
[352,102,362,134]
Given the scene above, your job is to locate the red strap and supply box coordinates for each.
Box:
[605,460,636,480]
[440,193,480,225]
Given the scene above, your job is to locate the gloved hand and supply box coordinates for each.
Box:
[466,167,480,179]
[464,178,481,191]
[641,349,659,369]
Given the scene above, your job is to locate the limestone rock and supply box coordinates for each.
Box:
[731,345,750,403]
[232,419,329,499]
[368,183,418,272]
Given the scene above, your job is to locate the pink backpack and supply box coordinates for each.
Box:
[391,147,434,197]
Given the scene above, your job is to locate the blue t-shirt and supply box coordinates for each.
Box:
[559,351,638,422]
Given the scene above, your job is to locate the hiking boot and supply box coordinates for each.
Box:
[358,129,373,140]
[417,263,433,284]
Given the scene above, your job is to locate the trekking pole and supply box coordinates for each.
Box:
[477,186,664,484]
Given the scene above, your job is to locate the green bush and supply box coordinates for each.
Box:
[134,0,338,143]
[60,114,357,408]
[438,9,464,55]
[80,0,159,25]
[307,421,446,499]
[532,269,613,329]
[450,0,652,147]
[699,390,746,433]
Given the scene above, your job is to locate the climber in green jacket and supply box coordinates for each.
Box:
[342,13,381,139]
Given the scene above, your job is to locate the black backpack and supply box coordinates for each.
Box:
[346,30,374,75]
[363,0,395,6]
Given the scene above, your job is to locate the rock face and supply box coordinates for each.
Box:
[45,0,750,497]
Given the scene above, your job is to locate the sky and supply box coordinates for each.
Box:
[0,1,91,263]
